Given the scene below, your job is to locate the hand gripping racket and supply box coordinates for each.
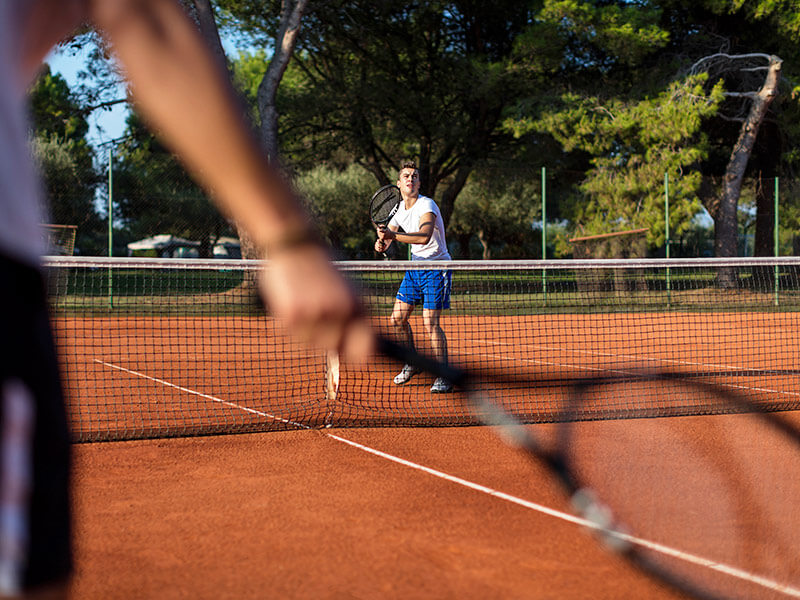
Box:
[377,336,800,600]
[369,185,401,257]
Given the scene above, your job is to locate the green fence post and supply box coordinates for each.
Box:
[665,172,671,306]
[775,177,780,306]
[541,166,547,304]
[108,145,114,309]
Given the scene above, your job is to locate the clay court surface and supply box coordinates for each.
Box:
[55,310,800,599]
[69,427,695,599]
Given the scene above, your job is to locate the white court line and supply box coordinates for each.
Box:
[94,360,307,429]
[94,358,800,598]
[479,338,784,374]
[476,341,800,399]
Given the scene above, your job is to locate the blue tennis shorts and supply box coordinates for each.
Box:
[396,269,452,310]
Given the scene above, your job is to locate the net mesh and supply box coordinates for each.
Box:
[44,257,800,442]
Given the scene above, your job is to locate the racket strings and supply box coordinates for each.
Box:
[377,335,800,599]
[563,378,800,599]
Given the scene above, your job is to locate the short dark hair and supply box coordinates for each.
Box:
[400,160,417,172]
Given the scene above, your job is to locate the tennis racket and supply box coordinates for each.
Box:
[369,185,401,257]
[377,336,800,600]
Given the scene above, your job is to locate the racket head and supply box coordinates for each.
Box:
[375,339,800,600]
[558,371,800,600]
[369,185,402,227]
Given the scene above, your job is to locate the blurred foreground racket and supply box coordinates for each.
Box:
[378,336,800,600]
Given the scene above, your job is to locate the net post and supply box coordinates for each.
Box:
[774,177,780,306]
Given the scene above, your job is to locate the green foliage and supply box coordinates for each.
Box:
[230,49,269,127]
[29,66,104,254]
[32,134,104,254]
[538,0,670,68]
[264,0,539,217]
[214,0,283,45]
[449,167,543,258]
[110,114,235,256]
[525,76,723,247]
[295,164,377,258]
[29,66,90,142]
[723,0,800,38]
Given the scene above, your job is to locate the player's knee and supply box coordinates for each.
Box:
[390,312,407,330]
[422,320,440,338]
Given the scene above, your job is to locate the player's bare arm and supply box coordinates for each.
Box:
[14,0,372,362]
[377,214,435,246]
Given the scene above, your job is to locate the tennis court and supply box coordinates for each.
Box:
[50,257,800,598]
[66,428,695,599]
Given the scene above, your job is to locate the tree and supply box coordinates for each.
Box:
[506,1,712,253]
[253,0,540,225]
[688,53,783,259]
[29,66,103,254]
[197,0,312,259]
[516,77,723,251]
[295,164,377,258]
[642,1,800,261]
[111,114,235,256]
[507,0,800,259]
[449,164,543,258]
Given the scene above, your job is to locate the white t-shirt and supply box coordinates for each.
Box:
[0,0,49,265]
[388,195,451,261]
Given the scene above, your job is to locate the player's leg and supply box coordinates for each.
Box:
[421,269,452,393]
[422,308,448,364]
[390,298,419,384]
[391,271,422,384]
[390,297,415,348]
[423,308,452,392]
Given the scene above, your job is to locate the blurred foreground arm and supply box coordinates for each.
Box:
[84,0,372,360]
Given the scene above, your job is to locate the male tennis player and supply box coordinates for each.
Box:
[375,161,453,393]
[1,1,371,597]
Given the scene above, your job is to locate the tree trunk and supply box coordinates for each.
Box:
[715,55,781,286]
[477,229,491,259]
[438,163,473,227]
[240,0,308,264]
[257,0,309,162]
[715,56,782,256]
[189,0,310,260]
[187,0,228,71]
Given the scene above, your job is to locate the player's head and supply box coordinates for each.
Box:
[397,160,420,198]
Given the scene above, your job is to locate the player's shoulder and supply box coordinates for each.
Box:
[416,195,439,212]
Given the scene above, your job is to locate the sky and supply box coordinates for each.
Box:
[44,34,245,149]
[44,44,129,148]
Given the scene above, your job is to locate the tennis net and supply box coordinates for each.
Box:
[44,256,800,442]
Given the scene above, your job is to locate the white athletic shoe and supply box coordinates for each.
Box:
[430,378,453,393]
[393,364,419,385]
